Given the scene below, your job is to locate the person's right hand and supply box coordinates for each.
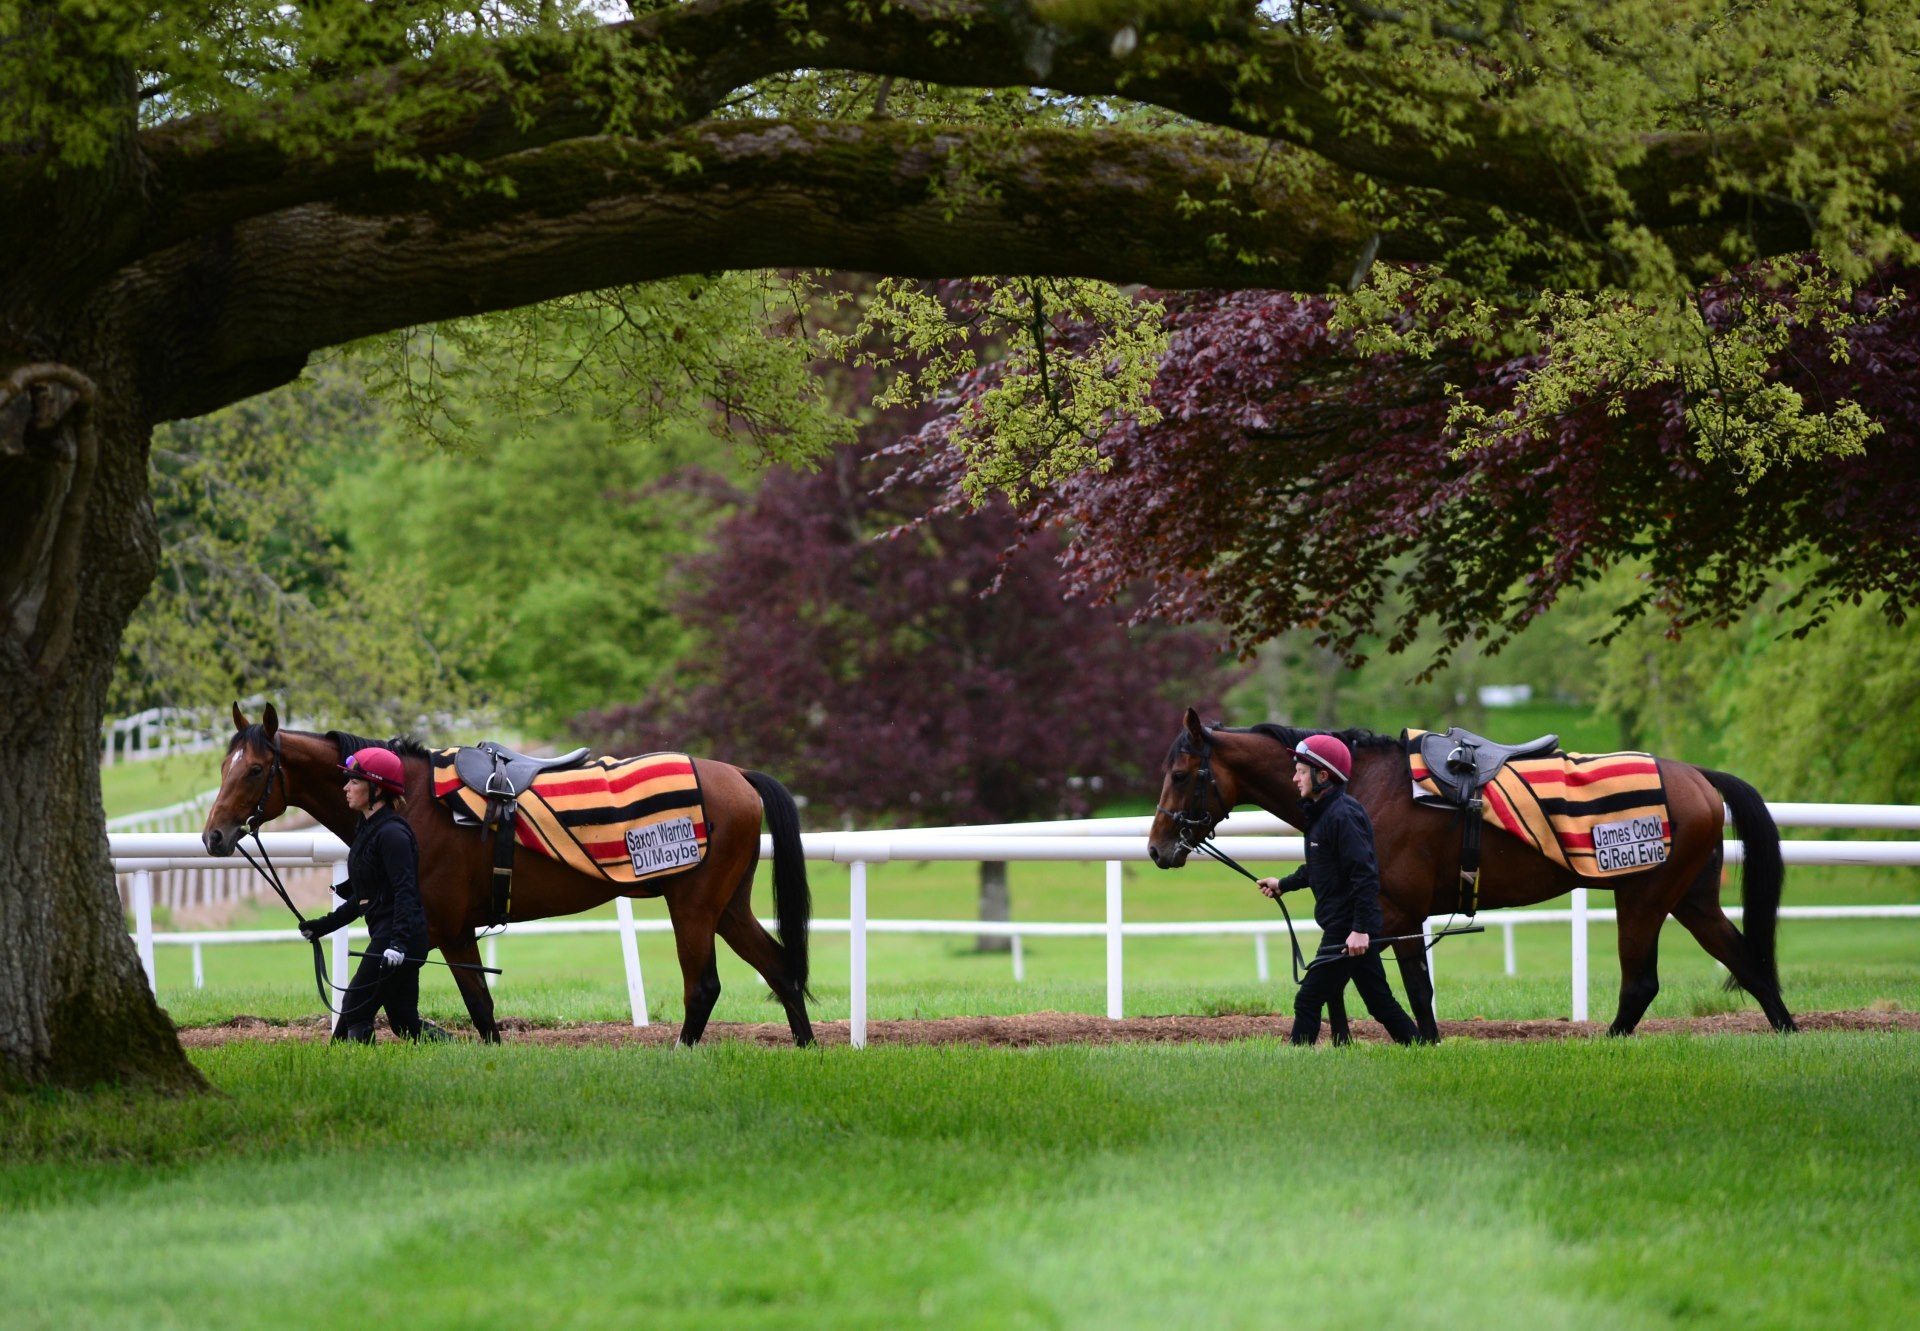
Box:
[299,921,323,942]
[1258,877,1281,899]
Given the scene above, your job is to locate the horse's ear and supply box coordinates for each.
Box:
[1183,706,1208,745]
[261,702,279,740]
[231,701,248,733]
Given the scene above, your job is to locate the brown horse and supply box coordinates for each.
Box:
[1147,708,1795,1040]
[200,703,814,1046]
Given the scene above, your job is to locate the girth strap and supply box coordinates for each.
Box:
[488,799,517,927]
[1458,797,1483,917]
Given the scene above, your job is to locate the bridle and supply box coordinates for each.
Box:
[1157,736,1230,854]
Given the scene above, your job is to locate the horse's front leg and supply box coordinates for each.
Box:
[440,933,501,1043]
[1389,936,1440,1044]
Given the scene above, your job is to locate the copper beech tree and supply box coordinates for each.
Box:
[5,1,1920,1086]
[897,269,1920,670]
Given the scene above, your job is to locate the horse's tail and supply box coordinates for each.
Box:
[1699,767,1784,994]
[744,770,811,997]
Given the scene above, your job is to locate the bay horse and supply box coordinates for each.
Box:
[1148,708,1795,1040]
[200,703,814,1046]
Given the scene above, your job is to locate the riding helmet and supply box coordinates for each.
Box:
[338,747,407,796]
[1293,734,1352,783]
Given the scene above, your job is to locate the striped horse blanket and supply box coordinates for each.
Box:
[1405,731,1672,878]
[432,750,708,886]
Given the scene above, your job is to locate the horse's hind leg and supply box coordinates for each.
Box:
[1609,890,1667,1036]
[665,893,723,1046]
[1671,866,1798,1032]
[717,888,815,1047]
[442,933,501,1043]
[1390,938,1440,1044]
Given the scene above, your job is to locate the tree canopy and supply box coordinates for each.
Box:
[896,266,1919,670]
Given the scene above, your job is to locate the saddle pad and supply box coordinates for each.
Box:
[1405,730,1672,878]
[433,750,708,886]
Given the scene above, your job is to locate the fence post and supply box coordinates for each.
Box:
[132,870,156,995]
[1571,887,1589,1022]
[850,861,868,1049]
[1105,860,1123,1020]
[1011,932,1024,983]
[1255,931,1270,983]
[485,935,498,990]
[1502,920,1516,977]
[614,895,649,1027]
[329,861,351,1007]
[192,941,204,989]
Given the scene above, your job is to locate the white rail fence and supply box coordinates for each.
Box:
[114,802,1920,1047]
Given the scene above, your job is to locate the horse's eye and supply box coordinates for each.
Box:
[1171,772,1187,785]
[249,764,263,776]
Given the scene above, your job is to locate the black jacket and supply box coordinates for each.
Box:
[1273,789,1386,940]
[310,806,429,955]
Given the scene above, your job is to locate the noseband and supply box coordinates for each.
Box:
[1158,738,1229,852]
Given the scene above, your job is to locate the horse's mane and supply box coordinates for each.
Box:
[1168,722,1400,765]
[1239,723,1401,752]
[322,729,434,761]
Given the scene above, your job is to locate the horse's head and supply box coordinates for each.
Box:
[1147,707,1243,869]
[201,701,287,856]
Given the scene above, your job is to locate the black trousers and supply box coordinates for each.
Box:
[1291,948,1420,1046]
[332,954,423,1044]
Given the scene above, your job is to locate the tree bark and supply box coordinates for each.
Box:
[0,357,202,1092]
[976,859,1011,953]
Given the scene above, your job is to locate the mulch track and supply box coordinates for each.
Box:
[177,1008,1920,1049]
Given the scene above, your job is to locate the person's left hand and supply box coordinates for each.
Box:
[1344,931,1370,957]
[381,946,406,967]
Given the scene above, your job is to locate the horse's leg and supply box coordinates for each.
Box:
[1608,890,1667,1036]
[1670,866,1798,1032]
[716,885,815,1047]
[666,890,724,1047]
[1390,937,1440,1044]
[439,933,502,1043]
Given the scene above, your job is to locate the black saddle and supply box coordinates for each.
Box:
[1416,726,1560,804]
[1413,726,1559,918]
[453,740,592,800]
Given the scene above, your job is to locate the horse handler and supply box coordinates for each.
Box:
[1258,735,1423,1047]
[300,748,430,1043]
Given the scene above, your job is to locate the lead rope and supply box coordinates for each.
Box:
[236,828,366,1021]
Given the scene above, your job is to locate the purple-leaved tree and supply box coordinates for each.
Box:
[584,444,1232,948]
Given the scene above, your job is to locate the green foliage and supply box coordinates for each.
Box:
[117,365,489,729]
[356,274,852,467]
[1338,260,1901,485]
[332,405,739,734]
[827,276,1168,504]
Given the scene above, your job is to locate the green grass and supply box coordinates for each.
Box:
[3,1034,1916,1329]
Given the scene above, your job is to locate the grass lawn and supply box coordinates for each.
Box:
[3,1033,1916,1329]
[101,752,226,820]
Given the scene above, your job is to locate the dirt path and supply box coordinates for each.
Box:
[178,1008,1920,1048]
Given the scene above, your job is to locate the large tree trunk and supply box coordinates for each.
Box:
[0,357,202,1092]
[975,859,1010,953]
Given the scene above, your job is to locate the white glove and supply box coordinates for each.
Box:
[382,946,406,967]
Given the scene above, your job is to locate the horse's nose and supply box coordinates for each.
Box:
[203,827,223,855]
[1148,844,1164,868]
